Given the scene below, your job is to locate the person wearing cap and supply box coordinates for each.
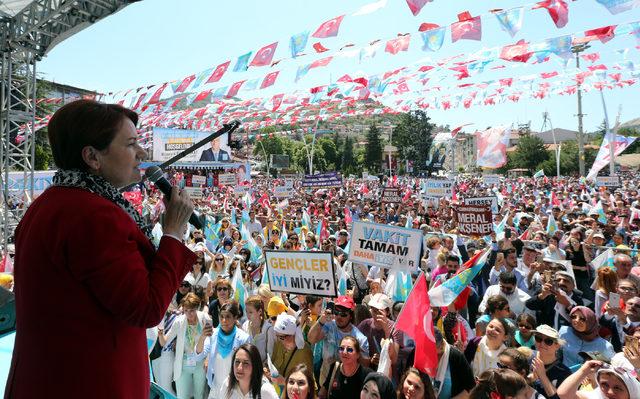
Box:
[529,325,572,399]
[557,359,640,399]
[308,295,371,386]
[268,314,314,389]
[357,293,402,370]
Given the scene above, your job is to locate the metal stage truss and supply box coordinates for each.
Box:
[0,0,140,250]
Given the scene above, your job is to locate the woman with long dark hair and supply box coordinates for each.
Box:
[219,343,278,399]
[397,367,436,399]
[469,369,528,399]
[284,363,317,399]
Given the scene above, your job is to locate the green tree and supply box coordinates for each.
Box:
[512,134,550,172]
[342,136,356,175]
[33,79,57,170]
[317,137,338,170]
[364,124,383,173]
[391,110,435,173]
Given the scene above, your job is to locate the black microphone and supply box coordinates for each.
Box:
[145,166,203,229]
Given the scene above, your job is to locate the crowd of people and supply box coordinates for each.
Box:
[119,170,640,399]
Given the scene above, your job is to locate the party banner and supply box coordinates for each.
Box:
[218,173,237,186]
[273,186,292,198]
[348,220,423,270]
[264,250,337,297]
[476,127,511,168]
[301,172,342,187]
[596,175,621,187]
[191,175,206,186]
[423,179,455,198]
[464,196,499,214]
[482,174,501,185]
[587,132,637,181]
[234,186,250,196]
[152,127,233,162]
[455,205,493,236]
[382,187,402,203]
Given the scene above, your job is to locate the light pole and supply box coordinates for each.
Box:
[257,140,270,176]
[572,43,590,176]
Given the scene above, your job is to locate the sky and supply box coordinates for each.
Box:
[36,0,640,134]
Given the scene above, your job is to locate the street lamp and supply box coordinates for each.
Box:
[257,140,270,176]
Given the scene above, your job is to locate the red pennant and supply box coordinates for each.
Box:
[148,83,168,104]
[419,23,440,32]
[533,0,569,28]
[500,39,533,63]
[193,89,212,102]
[541,71,558,79]
[499,78,513,87]
[271,94,284,111]
[405,0,430,16]
[337,74,353,83]
[226,80,246,98]
[312,15,345,38]
[131,93,147,110]
[353,77,368,87]
[585,26,616,43]
[250,42,278,67]
[310,56,333,69]
[385,35,411,55]
[312,42,330,53]
[174,75,195,93]
[451,11,482,42]
[260,71,279,89]
[206,61,230,84]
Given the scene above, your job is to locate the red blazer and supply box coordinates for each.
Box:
[5,187,196,398]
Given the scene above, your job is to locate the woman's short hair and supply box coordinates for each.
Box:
[597,267,619,295]
[485,295,509,315]
[220,301,242,319]
[284,363,316,399]
[245,295,264,313]
[257,284,274,299]
[469,369,527,399]
[180,292,201,310]
[47,100,138,170]
[340,335,361,354]
[499,348,530,376]
[227,344,263,399]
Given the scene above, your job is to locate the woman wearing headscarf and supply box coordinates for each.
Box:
[557,359,640,399]
[361,373,395,399]
[559,306,615,370]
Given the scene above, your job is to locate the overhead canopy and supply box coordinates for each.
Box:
[0,0,32,17]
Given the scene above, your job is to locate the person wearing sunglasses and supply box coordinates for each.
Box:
[320,336,373,399]
[308,295,371,390]
[209,255,229,282]
[208,280,236,328]
[528,325,572,399]
[560,306,615,371]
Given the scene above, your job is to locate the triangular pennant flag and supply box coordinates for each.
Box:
[233,52,253,72]
[405,0,430,16]
[533,0,569,28]
[494,7,524,37]
[420,26,446,51]
[206,61,231,84]
[290,31,310,57]
[250,42,278,67]
[260,71,280,89]
[451,11,482,42]
[312,15,345,38]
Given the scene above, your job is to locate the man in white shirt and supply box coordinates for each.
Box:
[245,210,263,235]
[480,271,532,316]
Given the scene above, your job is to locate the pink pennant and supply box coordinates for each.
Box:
[206,61,230,84]
[585,26,616,43]
[193,90,212,102]
[532,0,569,28]
[250,42,278,67]
[148,83,168,104]
[312,42,330,53]
[272,94,284,111]
[385,35,411,54]
[226,80,246,98]
[405,0,431,16]
[312,15,345,38]
[310,56,333,69]
[174,75,195,93]
[451,11,482,42]
[499,39,533,63]
[260,71,279,89]
[582,53,601,63]
[541,71,558,79]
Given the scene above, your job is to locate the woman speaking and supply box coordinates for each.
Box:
[5,100,197,398]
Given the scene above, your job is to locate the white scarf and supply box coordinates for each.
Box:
[434,341,450,398]
[472,336,505,376]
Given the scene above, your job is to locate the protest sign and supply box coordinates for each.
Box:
[456,205,493,236]
[596,176,620,188]
[301,172,342,188]
[382,188,402,204]
[184,187,203,199]
[273,186,292,198]
[423,179,454,198]
[482,174,501,185]
[234,186,250,196]
[218,173,236,186]
[464,196,499,214]
[264,251,337,297]
[191,175,206,186]
[348,221,422,271]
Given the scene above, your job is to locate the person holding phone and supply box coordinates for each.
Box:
[557,360,640,399]
[158,293,212,399]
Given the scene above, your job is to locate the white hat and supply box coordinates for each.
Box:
[368,293,392,310]
[274,314,305,349]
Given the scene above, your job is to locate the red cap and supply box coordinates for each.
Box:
[335,295,355,310]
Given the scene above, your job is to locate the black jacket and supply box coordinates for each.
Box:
[525,289,584,328]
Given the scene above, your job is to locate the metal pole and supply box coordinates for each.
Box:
[258,140,269,176]
[388,128,392,178]
[573,44,590,177]
[309,118,320,175]
[544,112,560,178]
[599,90,615,176]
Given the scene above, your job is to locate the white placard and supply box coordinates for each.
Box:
[348,220,423,270]
[423,179,455,198]
[234,186,250,196]
[596,176,620,188]
[482,174,501,185]
[191,175,206,186]
[184,186,203,199]
[464,196,499,214]
[274,186,292,198]
[218,173,236,186]
[265,251,337,297]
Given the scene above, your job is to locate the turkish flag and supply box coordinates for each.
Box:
[395,273,438,376]
[258,193,271,209]
[500,39,533,63]
[272,94,284,111]
[533,0,569,28]
[193,89,212,102]
[312,15,345,38]
[385,35,411,55]
[206,61,230,84]
[405,0,430,16]
[174,75,195,93]
[585,26,616,43]
[250,42,278,67]
[260,71,280,89]
[131,93,147,110]
[353,77,368,87]
[541,71,558,79]
[226,80,246,98]
[148,83,168,104]
[313,42,330,53]
[451,11,482,42]
[310,56,333,69]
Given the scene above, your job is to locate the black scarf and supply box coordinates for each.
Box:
[52,169,153,242]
